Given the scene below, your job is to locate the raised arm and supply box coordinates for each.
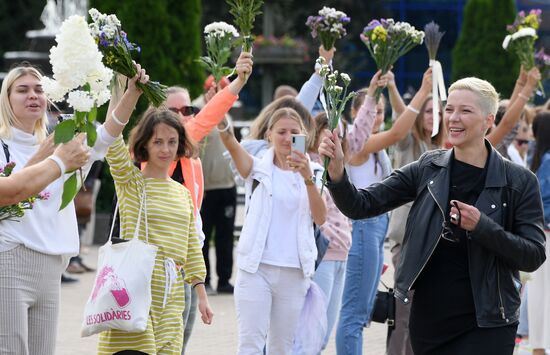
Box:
[296,46,335,113]
[487,67,540,146]
[186,52,253,142]
[218,124,253,179]
[351,68,432,163]
[104,65,148,137]
[386,70,406,117]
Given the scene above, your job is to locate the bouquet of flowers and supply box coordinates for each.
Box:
[197,22,239,86]
[0,162,50,222]
[361,19,424,101]
[424,21,446,137]
[503,9,542,70]
[226,0,263,52]
[306,7,350,50]
[41,14,113,209]
[317,57,356,193]
[88,8,167,107]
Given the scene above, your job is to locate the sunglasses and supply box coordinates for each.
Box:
[515,139,530,146]
[441,201,461,243]
[168,106,200,116]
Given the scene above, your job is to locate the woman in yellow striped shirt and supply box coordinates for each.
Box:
[98,66,213,355]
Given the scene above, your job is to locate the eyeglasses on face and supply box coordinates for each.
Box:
[168,106,200,116]
[441,201,461,243]
[514,138,530,146]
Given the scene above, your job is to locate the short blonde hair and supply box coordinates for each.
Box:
[448,77,499,117]
[0,66,48,142]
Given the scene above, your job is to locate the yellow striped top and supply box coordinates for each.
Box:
[98,137,206,355]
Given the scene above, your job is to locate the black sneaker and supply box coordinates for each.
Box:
[61,273,79,283]
[217,282,234,294]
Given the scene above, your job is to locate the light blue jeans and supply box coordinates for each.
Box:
[336,214,389,355]
[313,260,347,352]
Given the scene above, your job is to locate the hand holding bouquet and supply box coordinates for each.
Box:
[306,7,350,50]
[197,22,239,86]
[41,14,113,209]
[89,8,167,106]
[361,19,424,102]
[317,57,355,193]
[503,9,544,95]
[424,21,446,137]
[0,162,50,222]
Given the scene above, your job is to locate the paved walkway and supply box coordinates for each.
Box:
[56,243,393,355]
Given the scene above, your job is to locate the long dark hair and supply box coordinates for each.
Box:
[531,111,550,172]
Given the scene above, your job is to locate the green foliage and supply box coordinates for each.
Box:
[452,0,518,97]
[90,0,204,100]
[226,0,264,51]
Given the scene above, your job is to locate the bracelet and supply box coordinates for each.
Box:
[516,80,526,86]
[406,105,420,114]
[111,110,127,126]
[217,122,231,133]
[192,281,205,289]
[48,155,66,175]
[518,93,530,101]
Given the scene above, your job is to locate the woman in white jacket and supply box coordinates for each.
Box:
[219,107,326,355]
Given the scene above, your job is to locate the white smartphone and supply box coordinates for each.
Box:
[291,134,307,154]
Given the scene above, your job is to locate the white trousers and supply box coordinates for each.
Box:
[234,263,310,355]
[528,230,550,349]
[0,245,64,355]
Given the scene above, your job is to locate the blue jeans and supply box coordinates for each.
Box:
[336,214,389,355]
[313,260,347,352]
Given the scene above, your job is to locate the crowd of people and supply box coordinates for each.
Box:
[0,38,548,355]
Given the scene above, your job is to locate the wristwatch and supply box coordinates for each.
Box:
[304,175,316,186]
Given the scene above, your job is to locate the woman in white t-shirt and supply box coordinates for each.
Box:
[219,107,326,355]
[0,65,122,354]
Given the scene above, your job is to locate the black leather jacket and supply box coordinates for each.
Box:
[327,142,546,327]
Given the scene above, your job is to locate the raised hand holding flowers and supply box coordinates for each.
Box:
[197,22,239,86]
[41,14,112,209]
[226,0,263,53]
[88,8,167,106]
[317,57,355,193]
[306,7,350,50]
[424,21,446,137]
[503,9,544,95]
[361,19,424,101]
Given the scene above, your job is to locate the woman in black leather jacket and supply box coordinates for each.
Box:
[319,77,546,355]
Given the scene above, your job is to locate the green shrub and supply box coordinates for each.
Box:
[452,0,518,97]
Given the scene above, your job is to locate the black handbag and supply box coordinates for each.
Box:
[371,280,396,328]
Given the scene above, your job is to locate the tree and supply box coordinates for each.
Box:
[90,0,204,100]
[452,0,518,97]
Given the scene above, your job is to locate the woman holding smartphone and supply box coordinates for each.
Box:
[219,107,326,355]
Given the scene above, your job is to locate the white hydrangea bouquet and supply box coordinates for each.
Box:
[306,6,350,50]
[41,15,113,209]
[317,57,356,192]
[361,19,424,101]
[88,8,167,107]
[197,22,239,85]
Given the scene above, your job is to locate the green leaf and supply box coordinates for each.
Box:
[86,121,97,147]
[82,83,91,92]
[74,111,86,127]
[88,106,97,123]
[54,119,76,144]
[59,173,79,211]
